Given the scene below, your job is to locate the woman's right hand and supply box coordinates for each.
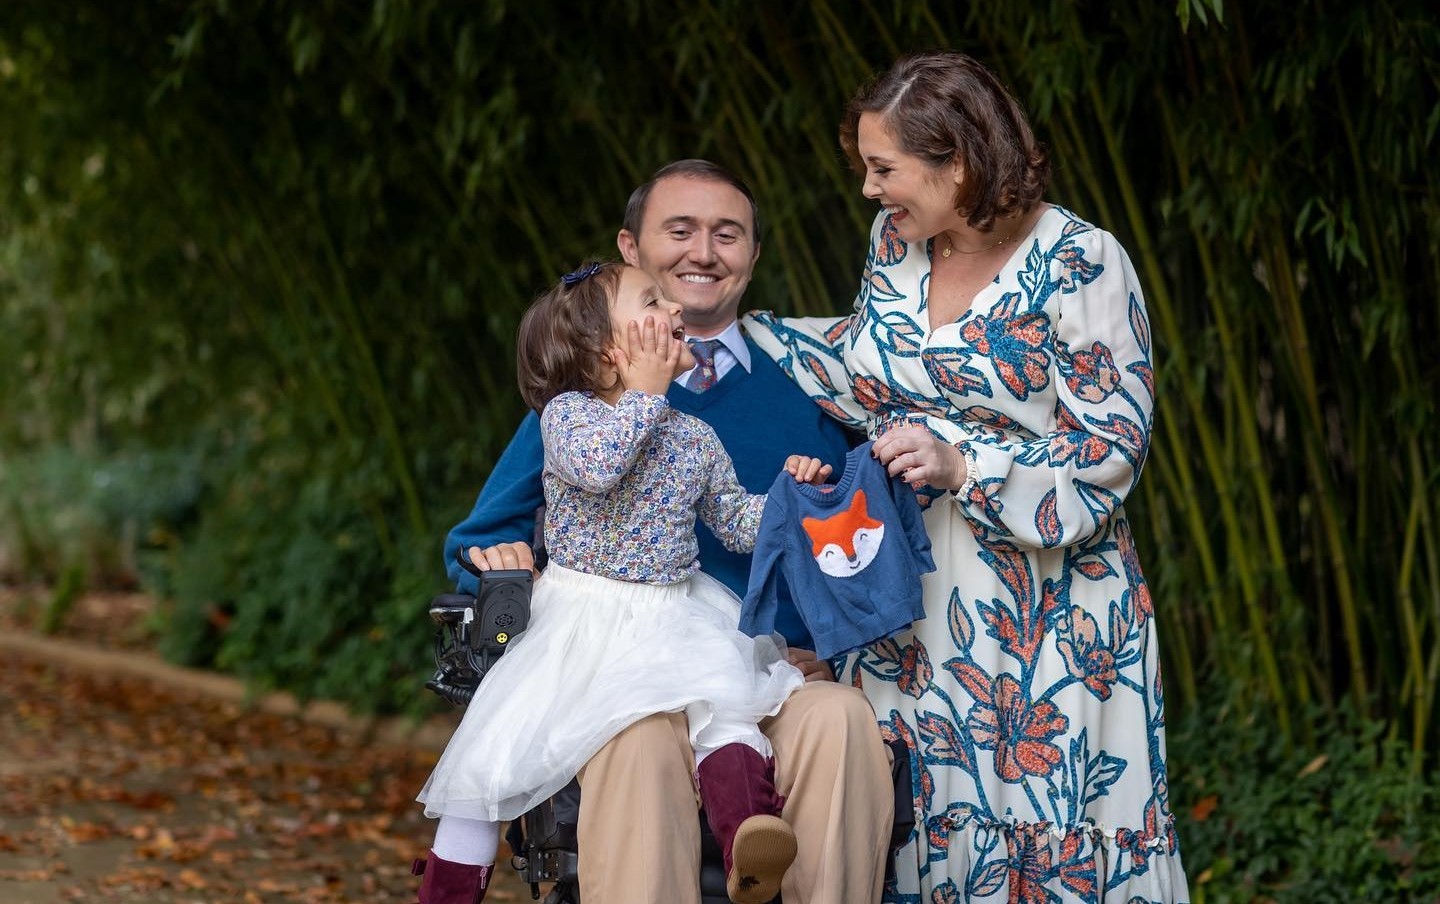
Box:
[872,425,970,491]
[466,542,536,577]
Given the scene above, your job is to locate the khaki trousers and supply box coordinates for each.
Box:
[576,681,892,904]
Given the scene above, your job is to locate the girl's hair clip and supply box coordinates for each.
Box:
[561,262,602,287]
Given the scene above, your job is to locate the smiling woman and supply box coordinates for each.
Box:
[742,51,1191,903]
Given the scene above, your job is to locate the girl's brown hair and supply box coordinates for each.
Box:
[515,261,624,412]
[839,52,1049,230]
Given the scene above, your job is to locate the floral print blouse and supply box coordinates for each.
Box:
[540,390,764,584]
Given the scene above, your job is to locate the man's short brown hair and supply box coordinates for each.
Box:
[621,159,762,245]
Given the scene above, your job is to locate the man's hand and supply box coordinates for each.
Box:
[786,648,836,683]
[612,315,685,397]
[784,455,833,485]
[466,542,538,579]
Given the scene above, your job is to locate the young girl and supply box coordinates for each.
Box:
[413,261,832,904]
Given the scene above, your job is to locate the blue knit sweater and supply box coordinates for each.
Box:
[740,442,936,660]
[444,336,857,650]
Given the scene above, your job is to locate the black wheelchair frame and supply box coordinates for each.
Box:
[426,567,914,904]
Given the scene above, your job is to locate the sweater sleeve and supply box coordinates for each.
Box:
[740,480,789,638]
[888,470,936,574]
[443,410,545,594]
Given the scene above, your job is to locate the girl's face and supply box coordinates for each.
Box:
[856,112,959,243]
[610,266,695,377]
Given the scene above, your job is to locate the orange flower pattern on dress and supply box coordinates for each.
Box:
[741,207,1187,903]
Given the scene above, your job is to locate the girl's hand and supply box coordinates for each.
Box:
[871,425,968,490]
[784,455,833,485]
[612,315,683,397]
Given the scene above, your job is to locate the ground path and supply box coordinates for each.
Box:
[0,588,532,903]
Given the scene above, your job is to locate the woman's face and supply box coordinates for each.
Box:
[856,112,957,243]
[609,266,695,377]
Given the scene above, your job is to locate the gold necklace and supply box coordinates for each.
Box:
[941,218,1022,258]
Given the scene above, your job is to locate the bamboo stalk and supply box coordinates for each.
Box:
[1066,11,1291,737]
[1260,237,1369,706]
[1153,95,1312,711]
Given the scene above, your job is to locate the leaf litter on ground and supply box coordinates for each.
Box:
[0,597,527,903]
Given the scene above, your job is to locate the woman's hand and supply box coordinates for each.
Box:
[612,315,684,397]
[784,455,834,485]
[466,542,538,579]
[872,425,969,491]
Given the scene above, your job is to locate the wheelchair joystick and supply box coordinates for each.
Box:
[424,553,533,707]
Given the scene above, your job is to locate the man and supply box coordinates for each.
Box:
[445,160,892,904]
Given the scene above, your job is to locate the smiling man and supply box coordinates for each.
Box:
[440,160,892,904]
[618,166,757,333]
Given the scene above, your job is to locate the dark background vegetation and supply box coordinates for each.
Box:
[2,1,1437,899]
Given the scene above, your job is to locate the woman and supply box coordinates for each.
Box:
[742,53,1190,902]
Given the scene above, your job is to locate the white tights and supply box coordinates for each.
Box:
[431,815,502,866]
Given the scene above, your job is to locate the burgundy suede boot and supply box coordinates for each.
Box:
[412,851,492,904]
[695,743,797,904]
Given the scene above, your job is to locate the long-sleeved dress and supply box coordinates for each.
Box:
[418,390,802,822]
[741,206,1190,903]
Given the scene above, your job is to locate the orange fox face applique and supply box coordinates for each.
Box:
[801,489,886,578]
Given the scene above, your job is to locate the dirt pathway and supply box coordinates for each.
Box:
[0,591,532,903]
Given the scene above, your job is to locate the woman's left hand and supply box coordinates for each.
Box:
[784,455,834,485]
[872,425,968,491]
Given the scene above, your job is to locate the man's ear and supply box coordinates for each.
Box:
[617,230,640,266]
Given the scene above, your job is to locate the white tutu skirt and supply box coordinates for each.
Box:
[417,563,804,822]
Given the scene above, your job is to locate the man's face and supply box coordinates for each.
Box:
[617,176,760,335]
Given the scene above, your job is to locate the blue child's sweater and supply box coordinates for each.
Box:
[740,442,935,659]
[444,336,857,650]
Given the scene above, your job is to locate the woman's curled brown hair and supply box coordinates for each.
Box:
[839,51,1049,230]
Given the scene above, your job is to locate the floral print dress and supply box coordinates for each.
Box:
[741,206,1190,903]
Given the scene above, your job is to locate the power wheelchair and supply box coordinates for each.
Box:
[426,561,914,904]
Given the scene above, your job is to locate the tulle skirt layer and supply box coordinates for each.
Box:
[417,564,803,821]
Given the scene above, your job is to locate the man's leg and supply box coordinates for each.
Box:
[577,712,701,904]
[763,682,892,904]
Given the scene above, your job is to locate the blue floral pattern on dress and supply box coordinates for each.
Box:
[741,207,1189,902]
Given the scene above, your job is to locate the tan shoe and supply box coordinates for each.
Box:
[726,813,797,903]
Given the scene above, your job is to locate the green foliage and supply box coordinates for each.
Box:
[1170,703,1440,901]
[1,0,1438,766]
[157,465,440,714]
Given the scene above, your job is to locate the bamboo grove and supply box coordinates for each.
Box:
[1,1,1437,752]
